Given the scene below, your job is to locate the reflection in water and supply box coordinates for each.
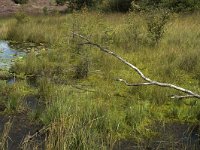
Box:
[0,41,25,70]
[6,77,15,84]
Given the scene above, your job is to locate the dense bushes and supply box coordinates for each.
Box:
[12,0,200,12]
[106,0,133,12]
[75,0,200,12]
[55,0,132,12]
[56,0,97,9]
[164,0,200,12]
[12,0,28,4]
[54,0,200,12]
[133,0,200,12]
[70,0,98,9]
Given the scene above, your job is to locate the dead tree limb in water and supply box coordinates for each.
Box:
[73,32,200,99]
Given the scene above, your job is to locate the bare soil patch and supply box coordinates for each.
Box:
[0,0,68,16]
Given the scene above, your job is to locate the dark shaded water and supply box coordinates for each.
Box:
[113,122,200,150]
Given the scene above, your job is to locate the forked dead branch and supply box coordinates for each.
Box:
[73,32,200,99]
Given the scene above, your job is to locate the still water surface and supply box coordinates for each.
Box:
[0,41,25,69]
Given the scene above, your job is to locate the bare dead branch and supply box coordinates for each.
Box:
[73,32,200,99]
[117,79,154,86]
[71,85,96,92]
[21,126,49,147]
[171,95,196,99]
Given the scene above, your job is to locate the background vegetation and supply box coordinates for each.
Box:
[54,0,200,12]
[133,0,200,12]
[12,0,28,4]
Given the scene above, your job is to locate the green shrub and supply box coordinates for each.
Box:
[74,58,89,79]
[12,0,28,4]
[43,7,48,15]
[15,12,30,24]
[146,10,170,46]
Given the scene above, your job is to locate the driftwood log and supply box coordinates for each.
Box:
[73,32,200,99]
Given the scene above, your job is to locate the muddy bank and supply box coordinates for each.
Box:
[0,94,46,150]
[0,112,44,150]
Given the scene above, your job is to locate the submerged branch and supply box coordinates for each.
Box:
[73,32,200,99]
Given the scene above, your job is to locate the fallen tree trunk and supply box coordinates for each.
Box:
[73,32,200,99]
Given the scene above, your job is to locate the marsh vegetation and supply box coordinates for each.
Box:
[0,1,200,149]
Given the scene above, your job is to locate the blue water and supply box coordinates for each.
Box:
[0,41,25,70]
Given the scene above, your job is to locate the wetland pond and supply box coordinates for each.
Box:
[0,40,45,70]
[0,40,45,83]
[0,41,45,150]
[0,41,199,150]
[0,41,25,70]
[0,40,44,109]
